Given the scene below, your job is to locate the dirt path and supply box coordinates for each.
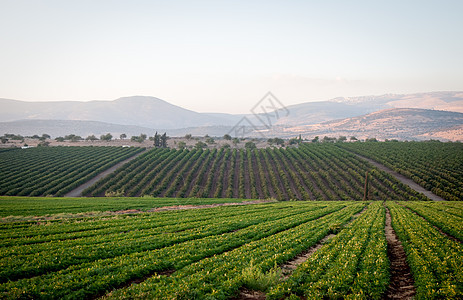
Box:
[64,149,148,197]
[384,207,416,299]
[353,153,445,201]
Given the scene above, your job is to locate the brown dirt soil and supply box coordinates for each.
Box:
[232,288,266,300]
[2,200,275,224]
[384,207,416,299]
[280,234,335,279]
[148,200,273,212]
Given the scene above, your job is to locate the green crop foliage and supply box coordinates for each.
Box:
[340,141,463,201]
[387,201,463,298]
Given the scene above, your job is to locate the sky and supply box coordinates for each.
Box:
[1,0,462,114]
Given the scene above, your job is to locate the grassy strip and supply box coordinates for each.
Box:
[0,196,252,217]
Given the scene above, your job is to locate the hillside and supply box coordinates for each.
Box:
[0,119,154,138]
[0,96,237,129]
[1,92,463,140]
[278,108,463,141]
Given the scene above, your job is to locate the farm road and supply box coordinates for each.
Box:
[64,149,148,197]
[353,153,445,201]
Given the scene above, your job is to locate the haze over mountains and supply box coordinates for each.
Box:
[1,91,463,141]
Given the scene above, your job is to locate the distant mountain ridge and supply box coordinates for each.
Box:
[1,92,463,141]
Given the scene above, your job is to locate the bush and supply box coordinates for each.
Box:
[241,261,282,292]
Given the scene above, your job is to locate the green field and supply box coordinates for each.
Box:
[340,141,463,201]
[0,146,144,197]
[0,199,461,299]
[1,142,462,298]
[0,196,250,218]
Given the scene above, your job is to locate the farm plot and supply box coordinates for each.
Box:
[0,146,144,197]
[83,144,425,201]
[387,202,463,298]
[0,200,462,299]
[340,141,463,201]
[0,201,360,299]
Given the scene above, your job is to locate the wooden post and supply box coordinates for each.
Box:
[363,171,369,201]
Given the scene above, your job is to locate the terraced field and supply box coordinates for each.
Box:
[0,199,461,299]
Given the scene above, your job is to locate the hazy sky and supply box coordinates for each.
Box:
[1,0,462,113]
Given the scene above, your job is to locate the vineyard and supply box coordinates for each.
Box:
[339,141,463,201]
[0,200,461,299]
[83,144,426,201]
[0,146,144,197]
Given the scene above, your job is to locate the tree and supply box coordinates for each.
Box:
[100,133,113,141]
[222,143,231,149]
[245,141,256,150]
[86,135,98,141]
[312,136,319,143]
[161,133,168,148]
[322,136,336,143]
[223,134,232,140]
[185,134,192,140]
[289,138,299,145]
[1,137,8,144]
[350,136,358,141]
[153,132,161,147]
[140,133,147,141]
[205,137,215,144]
[64,134,82,142]
[177,141,187,149]
[120,133,127,140]
[195,141,207,149]
[38,141,50,147]
[268,137,285,146]
[338,136,347,142]
[55,136,65,142]
[232,138,240,145]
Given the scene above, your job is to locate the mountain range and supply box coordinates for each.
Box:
[1,91,463,141]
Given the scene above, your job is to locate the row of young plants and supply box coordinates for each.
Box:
[0,202,277,244]
[0,203,319,282]
[0,202,349,299]
[84,144,422,200]
[0,146,144,196]
[387,201,463,298]
[102,202,366,299]
[339,141,463,201]
[400,201,463,241]
[268,202,388,299]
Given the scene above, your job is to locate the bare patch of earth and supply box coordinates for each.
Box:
[384,207,416,299]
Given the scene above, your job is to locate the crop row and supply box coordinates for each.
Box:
[400,201,463,241]
[268,202,388,299]
[84,144,423,201]
[340,141,463,201]
[0,202,352,299]
[103,203,366,299]
[387,201,463,298]
[0,147,144,196]
[0,203,319,282]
